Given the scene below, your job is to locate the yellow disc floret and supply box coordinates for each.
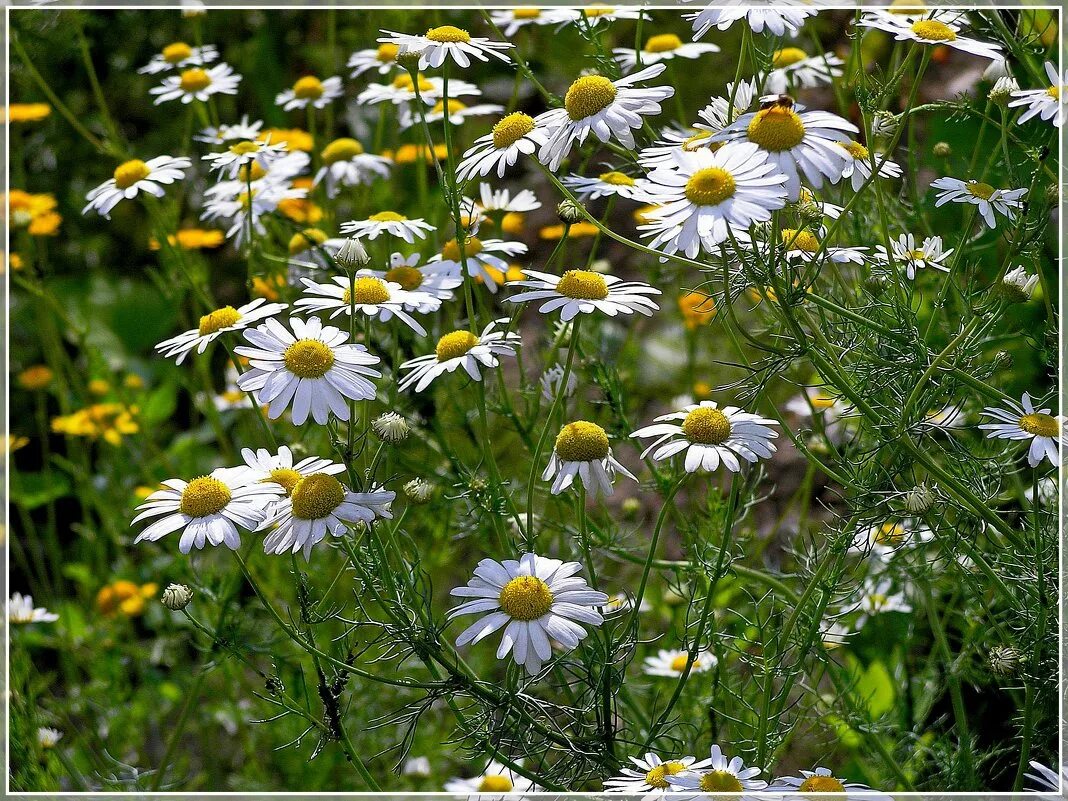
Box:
[598,170,636,186]
[747,106,806,151]
[179,476,232,517]
[682,406,732,444]
[385,265,424,290]
[441,236,483,261]
[229,140,261,156]
[391,73,435,93]
[478,775,514,793]
[433,98,468,115]
[1019,412,1060,438]
[283,339,335,378]
[644,33,682,53]
[700,771,744,793]
[685,167,737,206]
[798,774,847,793]
[163,42,193,63]
[840,140,870,160]
[773,47,808,68]
[198,305,242,336]
[293,76,325,100]
[965,181,996,200]
[179,68,212,94]
[555,421,610,461]
[369,210,408,223]
[425,25,471,43]
[556,269,609,300]
[376,43,399,62]
[781,228,820,253]
[911,19,957,41]
[513,8,542,19]
[498,575,554,620]
[645,761,687,790]
[343,276,391,306]
[670,654,695,672]
[290,473,346,520]
[113,160,151,190]
[288,228,327,255]
[436,330,479,361]
[265,468,303,495]
[492,112,536,148]
[322,137,364,164]
[565,75,618,121]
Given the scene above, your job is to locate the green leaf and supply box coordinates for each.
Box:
[142,380,179,426]
[855,659,896,720]
[10,470,71,510]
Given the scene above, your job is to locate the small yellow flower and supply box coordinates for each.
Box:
[9,253,24,271]
[277,194,323,224]
[51,403,139,445]
[149,228,225,251]
[123,373,145,390]
[5,103,52,124]
[538,221,600,240]
[4,434,30,454]
[17,365,54,391]
[477,263,526,286]
[678,291,716,329]
[252,273,286,302]
[133,485,156,501]
[501,212,525,236]
[384,143,449,164]
[88,378,110,396]
[258,128,313,152]
[7,190,61,235]
[97,580,159,618]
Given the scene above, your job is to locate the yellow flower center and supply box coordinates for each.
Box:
[321,137,364,164]
[391,73,435,93]
[283,339,336,378]
[179,68,212,93]
[670,654,697,672]
[909,249,927,261]
[644,761,687,789]
[264,467,303,495]
[163,42,193,63]
[432,98,468,115]
[965,181,996,200]
[700,771,743,793]
[113,160,151,190]
[798,775,847,794]
[492,112,536,148]
[840,140,869,160]
[556,269,609,300]
[436,330,480,361]
[555,420,610,461]
[290,473,346,520]
[385,265,424,290]
[425,25,471,43]
[198,305,242,336]
[782,228,820,252]
[376,43,399,62]
[747,106,806,151]
[1046,85,1061,100]
[229,140,260,156]
[685,166,737,206]
[773,47,809,68]
[498,575,554,620]
[874,522,906,546]
[911,19,957,41]
[584,5,614,17]
[682,407,732,444]
[369,210,407,223]
[478,775,514,793]
[342,276,391,306]
[293,76,325,100]
[179,476,232,517]
[598,170,636,186]
[513,7,542,19]
[238,161,267,182]
[1019,412,1059,438]
[683,130,717,151]
[288,228,327,255]
[565,75,618,121]
[644,33,682,53]
[441,236,483,261]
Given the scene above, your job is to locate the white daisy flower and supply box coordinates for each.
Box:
[837,140,902,190]
[138,42,218,74]
[132,467,283,554]
[764,48,844,94]
[448,552,608,675]
[234,316,382,425]
[604,752,698,796]
[8,592,58,624]
[545,6,645,28]
[693,78,760,137]
[820,618,852,649]
[858,11,1002,61]
[774,767,892,801]
[563,169,649,201]
[294,272,437,335]
[1001,266,1040,301]
[356,72,479,106]
[238,445,346,492]
[712,100,857,200]
[1009,61,1067,127]
[155,299,288,365]
[456,111,550,182]
[542,420,637,498]
[149,62,242,104]
[444,759,540,798]
[490,7,559,36]
[1025,760,1068,793]
[631,400,779,474]
[83,156,192,219]
[275,75,343,111]
[340,211,435,243]
[401,99,504,131]
[979,392,1064,467]
[873,233,953,279]
[379,26,514,70]
[925,404,967,431]
[194,115,264,145]
[348,42,401,78]
[402,756,431,776]
[507,268,660,321]
[429,235,526,294]
[854,577,912,628]
[203,137,289,180]
[258,473,395,560]
[776,227,868,264]
[535,64,675,170]
[688,4,816,38]
[460,185,542,231]
[639,142,789,258]
[851,519,934,560]
[36,727,63,749]
[367,252,463,311]
[313,138,392,198]
[540,362,578,402]
[398,319,520,393]
[667,744,768,795]
[613,33,720,72]
[200,182,307,246]
[930,176,1027,230]
[642,648,716,678]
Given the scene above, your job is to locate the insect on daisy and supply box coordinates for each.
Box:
[536,64,675,170]
[203,137,288,180]
[234,316,382,425]
[930,176,1027,230]
[313,138,392,198]
[667,744,769,795]
[688,3,816,38]
[340,211,436,243]
[873,233,953,279]
[603,753,698,796]
[443,759,540,797]
[448,552,608,675]
[155,298,288,365]
[1009,61,1067,127]
[612,33,720,72]
[773,767,892,800]
[543,420,637,498]
[275,75,343,111]
[8,592,59,624]
[131,467,284,554]
[631,400,779,473]
[979,392,1065,467]
[857,11,1002,61]
[837,140,902,191]
[639,141,789,258]
[429,235,527,293]
[456,111,550,183]
[562,170,649,202]
[506,268,661,321]
[642,647,716,678]
[294,272,438,334]
[149,62,242,104]
[83,156,192,218]
[258,473,395,560]
[347,42,401,78]
[379,26,514,70]
[398,319,520,393]
[138,41,218,74]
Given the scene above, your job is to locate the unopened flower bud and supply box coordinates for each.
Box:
[1045,184,1059,205]
[871,110,899,139]
[557,199,586,224]
[904,483,935,514]
[335,236,370,270]
[621,497,642,519]
[265,674,285,695]
[404,478,434,504]
[372,411,410,443]
[998,266,1039,303]
[932,141,951,158]
[988,75,1020,105]
[540,363,578,402]
[992,350,1014,371]
[396,49,424,68]
[161,583,193,611]
[795,200,824,225]
[988,645,1020,676]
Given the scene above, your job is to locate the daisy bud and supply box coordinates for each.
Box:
[265,674,285,696]
[334,236,370,270]
[992,350,1014,371]
[863,274,889,297]
[932,141,952,158]
[988,645,1020,676]
[871,110,899,139]
[397,50,424,68]
[988,75,1020,105]
[621,497,642,519]
[997,266,1039,303]
[404,478,434,503]
[904,483,935,514]
[160,583,193,611]
[795,199,824,226]
[1045,184,1059,205]
[557,199,587,224]
[372,411,410,442]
